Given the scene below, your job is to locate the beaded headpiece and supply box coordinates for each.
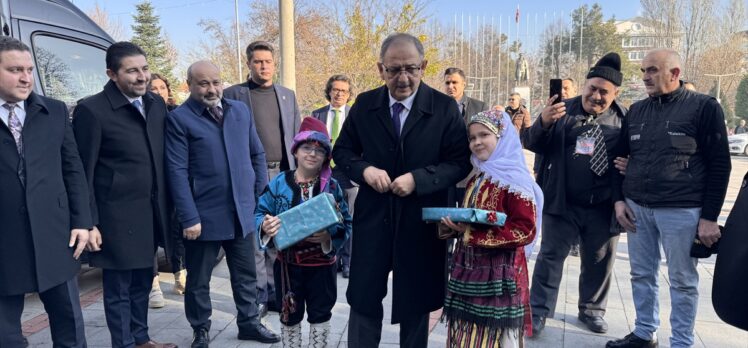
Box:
[468,109,504,137]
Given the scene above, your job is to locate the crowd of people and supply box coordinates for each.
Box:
[0,29,746,348]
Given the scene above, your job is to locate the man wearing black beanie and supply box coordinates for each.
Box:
[523,52,627,337]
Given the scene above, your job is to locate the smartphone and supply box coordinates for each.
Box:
[549,78,563,100]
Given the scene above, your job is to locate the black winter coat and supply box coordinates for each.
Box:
[332,83,472,323]
[523,96,626,215]
[712,170,748,330]
[0,92,92,296]
[73,81,172,270]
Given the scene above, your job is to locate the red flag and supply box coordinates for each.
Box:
[515,5,520,24]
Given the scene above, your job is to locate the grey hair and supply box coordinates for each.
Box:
[379,33,425,62]
[646,48,682,70]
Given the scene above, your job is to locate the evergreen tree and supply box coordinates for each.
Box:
[735,75,748,121]
[131,1,177,85]
[570,4,624,67]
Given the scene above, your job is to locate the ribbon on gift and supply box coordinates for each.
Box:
[422,207,507,226]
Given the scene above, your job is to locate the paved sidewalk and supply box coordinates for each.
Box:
[23,157,748,347]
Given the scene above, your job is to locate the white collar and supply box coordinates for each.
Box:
[0,97,26,112]
[118,89,143,106]
[329,105,346,112]
[388,88,418,111]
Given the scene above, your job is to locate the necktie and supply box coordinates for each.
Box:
[208,105,223,126]
[330,109,341,168]
[589,124,608,176]
[4,103,22,154]
[331,109,341,142]
[4,103,25,185]
[391,102,404,138]
[132,99,145,118]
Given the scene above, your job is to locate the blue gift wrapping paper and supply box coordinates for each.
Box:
[422,207,506,226]
[274,193,343,250]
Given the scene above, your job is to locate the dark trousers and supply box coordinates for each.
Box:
[0,278,86,348]
[338,186,358,269]
[530,202,619,318]
[170,233,186,273]
[273,261,336,326]
[348,309,428,348]
[184,233,260,332]
[102,267,153,347]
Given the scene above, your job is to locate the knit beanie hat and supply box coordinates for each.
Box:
[291,117,332,191]
[586,52,623,86]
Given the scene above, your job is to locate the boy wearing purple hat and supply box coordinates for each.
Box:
[255,117,352,348]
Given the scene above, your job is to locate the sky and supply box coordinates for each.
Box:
[72,0,643,57]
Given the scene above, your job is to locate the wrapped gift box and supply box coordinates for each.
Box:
[422,207,506,226]
[274,193,343,250]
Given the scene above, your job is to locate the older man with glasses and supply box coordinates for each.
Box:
[332,33,472,348]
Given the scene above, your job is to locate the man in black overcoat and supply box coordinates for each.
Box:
[713,170,748,331]
[0,36,91,348]
[332,33,472,348]
[73,42,175,348]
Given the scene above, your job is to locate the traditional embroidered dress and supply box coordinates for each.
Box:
[443,110,543,348]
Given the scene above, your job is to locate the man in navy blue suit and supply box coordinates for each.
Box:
[165,60,279,347]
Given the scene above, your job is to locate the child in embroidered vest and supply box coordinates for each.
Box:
[440,109,544,347]
[255,117,352,348]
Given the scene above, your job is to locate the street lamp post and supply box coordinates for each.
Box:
[704,73,738,104]
[279,0,296,91]
[235,0,242,83]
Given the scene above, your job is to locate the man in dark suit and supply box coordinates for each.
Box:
[0,36,91,348]
[166,60,278,347]
[443,67,487,123]
[332,33,472,348]
[223,40,300,316]
[72,42,176,348]
[311,74,356,278]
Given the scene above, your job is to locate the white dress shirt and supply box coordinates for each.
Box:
[388,89,418,135]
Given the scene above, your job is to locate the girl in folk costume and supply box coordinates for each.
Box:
[441,109,543,347]
[255,117,352,348]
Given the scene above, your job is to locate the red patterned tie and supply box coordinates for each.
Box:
[208,105,223,126]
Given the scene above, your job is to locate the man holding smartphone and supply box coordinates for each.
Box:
[522,52,627,336]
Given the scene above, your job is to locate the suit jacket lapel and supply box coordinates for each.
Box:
[274,85,295,143]
[20,93,48,140]
[318,105,330,124]
[370,87,398,142]
[400,84,432,140]
[104,80,146,123]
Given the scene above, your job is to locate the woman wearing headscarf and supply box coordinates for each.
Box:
[441,109,543,347]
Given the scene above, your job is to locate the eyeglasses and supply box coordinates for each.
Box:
[382,64,422,77]
[331,88,349,95]
[298,145,327,156]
